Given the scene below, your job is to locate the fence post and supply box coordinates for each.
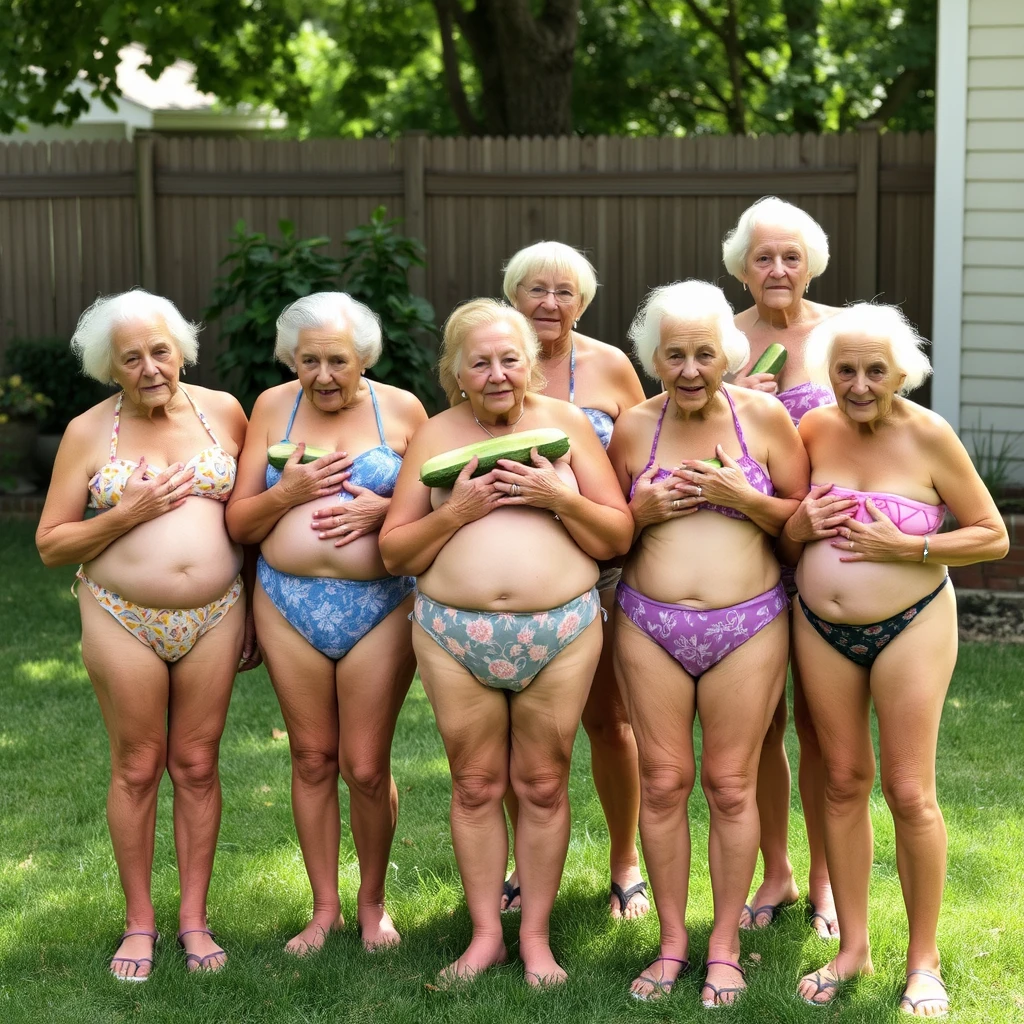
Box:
[134,134,157,291]
[855,121,881,300]
[402,131,427,297]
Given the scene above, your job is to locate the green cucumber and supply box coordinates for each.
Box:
[703,458,722,468]
[267,441,333,471]
[751,342,787,376]
[420,428,571,488]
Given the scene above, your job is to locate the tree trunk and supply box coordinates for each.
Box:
[432,0,580,136]
[783,0,821,132]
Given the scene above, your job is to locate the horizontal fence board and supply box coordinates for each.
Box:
[0,172,135,198]
[154,171,404,197]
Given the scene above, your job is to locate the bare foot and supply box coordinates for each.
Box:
[438,934,507,986]
[900,967,949,1017]
[358,904,400,951]
[808,884,841,940]
[284,912,344,955]
[629,952,689,1001]
[797,954,873,1005]
[521,942,567,987]
[739,875,800,929]
[110,929,157,981]
[609,865,649,920]
[177,927,227,973]
[500,871,521,912]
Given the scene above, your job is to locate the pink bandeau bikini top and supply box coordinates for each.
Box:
[822,485,946,536]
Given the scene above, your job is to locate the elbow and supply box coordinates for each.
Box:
[993,527,1011,562]
[607,515,635,558]
[34,530,61,568]
[378,538,408,578]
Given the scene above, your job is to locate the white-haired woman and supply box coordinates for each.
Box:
[36,290,252,979]
[500,241,648,919]
[607,281,808,1005]
[380,299,632,986]
[226,292,427,952]
[783,304,1007,1015]
[723,196,845,938]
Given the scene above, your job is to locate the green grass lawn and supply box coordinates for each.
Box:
[1,516,1022,1024]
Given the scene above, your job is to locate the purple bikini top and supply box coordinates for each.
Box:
[629,389,774,521]
[776,381,834,427]
[822,485,946,536]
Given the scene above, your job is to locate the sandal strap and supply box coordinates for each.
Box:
[705,958,746,978]
[119,930,158,941]
[906,968,947,990]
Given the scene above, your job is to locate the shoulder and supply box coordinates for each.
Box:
[612,394,664,441]
[896,399,957,449]
[725,383,788,424]
[370,380,429,424]
[808,302,842,326]
[64,395,118,446]
[250,381,300,419]
[186,384,245,420]
[733,306,758,331]
[577,334,639,377]
[796,401,840,441]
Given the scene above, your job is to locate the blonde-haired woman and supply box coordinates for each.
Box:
[501,241,649,919]
[380,298,632,985]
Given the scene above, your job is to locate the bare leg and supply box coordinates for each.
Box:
[794,605,875,1003]
[510,617,603,986]
[872,585,957,1016]
[336,597,416,949]
[167,595,244,970]
[613,611,696,999]
[414,626,509,983]
[80,592,169,980]
[255,584,345,954]
[699,612,788,1005]
[583,589,646,919]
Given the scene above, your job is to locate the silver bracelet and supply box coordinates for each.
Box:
[922,535,929,563]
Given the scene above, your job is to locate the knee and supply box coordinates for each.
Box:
[451,769,506,814]
[112,740,166,795]
[882,772,939,827]
[702,765,755,820]
[291,746,340,788]
[339,754,388,798]
[823,759,874,810]
[640,763,695,815]
[792,699,821,751]
[581,704,634,753]
[513,766,568,814]
[167,746,219,793]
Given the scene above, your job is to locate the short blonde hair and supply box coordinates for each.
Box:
[502,241,598,315]
[275,292,382,370]
[71,290,199,384]
[722,197,830,282]
[438,299,545,406]
[804,303,932,396]
[628,280,750,378]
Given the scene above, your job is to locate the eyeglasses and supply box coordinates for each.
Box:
[520,285,578,305]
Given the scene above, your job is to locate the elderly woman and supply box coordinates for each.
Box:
[608,281,807,1006]
[35,290,250,979]
[784,304,1007,1015]
[379,298,632,985]
[723,196,844,938]
[226,292,426,953]
[499,241,648,918]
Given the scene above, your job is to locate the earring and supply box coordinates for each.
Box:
[805,281,810,293]
[181,366,187,377]
[742,282,747,292]
[573,320,579,329]
[460,390,466,399]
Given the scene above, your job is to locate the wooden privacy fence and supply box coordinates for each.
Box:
[0,128,934,392]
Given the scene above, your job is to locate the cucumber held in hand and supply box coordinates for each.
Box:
[750,342,787,376]
[420,428,571,488]
[267,441,333,471]
[703,458,722,468]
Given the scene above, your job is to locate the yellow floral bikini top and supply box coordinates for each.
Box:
[87,387,237,510]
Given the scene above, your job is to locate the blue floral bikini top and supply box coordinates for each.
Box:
[569,340,614,449]
[265,380,403,501]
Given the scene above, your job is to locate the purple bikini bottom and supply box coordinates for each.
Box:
[616,580,788,679]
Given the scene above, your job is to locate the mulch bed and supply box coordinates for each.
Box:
[957,589,1024,644]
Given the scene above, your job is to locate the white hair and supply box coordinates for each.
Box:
[804,303,933,395]
[502,241,598,314]
[275,292,383,370]
[722,196,830,281]
[70,290,199,384]
[628,280,750,378]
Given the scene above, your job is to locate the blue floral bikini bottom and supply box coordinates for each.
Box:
[257,556,414,661]
[412,587,602,692]
[798,576,949,667]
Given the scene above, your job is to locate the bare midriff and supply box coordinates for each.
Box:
[796,540,946,624]
[419,465,598,610]
[624,511,779,608]
[261,492,389,580]
[84,497,242,607]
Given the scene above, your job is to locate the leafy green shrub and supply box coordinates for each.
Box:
[340,206,440,410]
[206,219,342,413]
[965,420,1022,512]
[3,338,111,432]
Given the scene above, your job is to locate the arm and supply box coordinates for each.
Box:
[225,390,352,545]
[35,414,196,567]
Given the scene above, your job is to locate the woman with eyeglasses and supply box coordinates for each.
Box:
[499,242,648,920]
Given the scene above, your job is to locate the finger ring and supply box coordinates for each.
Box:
[849,541,855,550]
[510,483,520,497]
[673,498,682,509]
[696,486,702,498]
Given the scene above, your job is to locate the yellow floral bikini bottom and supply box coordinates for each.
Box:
[75,569,243,663]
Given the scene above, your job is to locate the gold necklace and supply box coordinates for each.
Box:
[473,402,526,438]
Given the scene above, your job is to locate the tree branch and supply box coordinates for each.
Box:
[870,66,921,124]
[430,0,484,134]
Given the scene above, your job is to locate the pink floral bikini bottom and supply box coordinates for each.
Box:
[412,586,601,692]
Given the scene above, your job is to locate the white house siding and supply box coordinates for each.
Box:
[962,0,1024,481]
